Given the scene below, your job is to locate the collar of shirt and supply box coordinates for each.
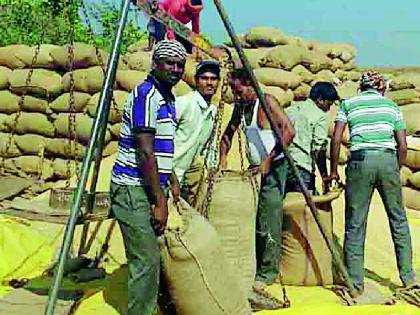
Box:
[146,74,176,104]
[192,90,217,116]
[360,89,382,96]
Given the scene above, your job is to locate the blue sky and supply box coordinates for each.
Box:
[94,0,420,67]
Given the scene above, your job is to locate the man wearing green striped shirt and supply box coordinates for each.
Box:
[330,71,416,295]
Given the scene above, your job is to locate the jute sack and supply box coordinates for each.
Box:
[0,45,28,69]
[53,113,111,144]
[389,77,415,91]
[182,59,198,88]
[405,148,420,170]
[301,51,333,74]
[400,166,413,186]
[254,68,302,90]
[50,92,92,113]
[9,69,63,99]
[62,66,105,94]
[313,70,336,83]
[116,70,147,91]
[327,106,350,145]
[293,83,311,101]
[245,26,288,47]
[311,42,356,62]
[0,132,21,157]
[6,112,55,137]
[341,60,357,71]
[4,156,53,179]
[402,187,420,211]
[15,44,58,68]
[280,190,342,286]
[103,141,118,157]
[291,65,314,84]
[259,45,307,70]
[20,95,51,114]
[0,66,11,89]
[331,58,344,72]
[50,43,110,69]
[386,89,420,106]
[400,103,420,136]
[124,51,152,71]
[408,172,420,189]
[336,81,358,100]
[45,138,86,160]
[0,90,20,114]
[326,141,349,164]
[200,170,260,294]
[14,134,48,155]
[162,198,252,315]
[0,114,12,132]
[86,90,129,124]
[260,85,294,107]
[52,158,78,179]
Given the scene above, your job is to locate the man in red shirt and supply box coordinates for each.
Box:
[160,0,203,53]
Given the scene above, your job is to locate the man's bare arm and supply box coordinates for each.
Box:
[330,121,346,181]
[265,94,295,147]
[135,132,167,235]
[394,129,407,168]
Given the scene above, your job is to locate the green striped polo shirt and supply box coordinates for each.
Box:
[336,90,406,151]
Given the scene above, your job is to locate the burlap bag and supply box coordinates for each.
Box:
[402,187,420,211]
[401,103,420,135]
[254,68,302,90]
[259,44,307,70]
[4,155,53,179]
[86,90,128,124]
[21,95,51,114]
[51,43,107,69]
[245,26,288,47]
[341,60,357,71]
[408,172,420,189]
[389,77,415,91]
[400,166,413,186]
[337,81,358,99]
[124,51,152,71]
[331,58,344,72]
[293,83,311,101]
[386,89,420,106]
[301,50,333,73]
[326,140,349,164]
[0,114,12,132]
[162,198,251,315]
[7,112,55,137]
[0,90,20,114]
[50,92,92,113]
[14,134,48,155]
[280,190,341,285]
[174,80,193,97]
[9,69,63,99]
[103,141,118,157]
[116,70,147,91]
[109,123,120,139]
[312,42,356,62]
[62,66,105,94]
[52,158,78,179]
[53,113,111,144]
[260,85,294,107]
[313,69,336,83]
[182,59,198,87]
[199,170,260,295]
[405,148,420,170]
[0,45,28,69]
[0,66,11,89]
[291,65,314,84]
[0,132,21,157]
[45,138,86,160]
[15,44,58,68]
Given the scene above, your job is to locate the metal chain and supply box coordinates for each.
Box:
[200,52,232,217]
[0,10,45,176]
[64,0,78,188]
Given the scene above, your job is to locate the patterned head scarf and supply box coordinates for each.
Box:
[152,40,187,61]
[359,71,386,91]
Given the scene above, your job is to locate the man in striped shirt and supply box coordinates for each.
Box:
[331,71,416,295]
[110,40,187,315]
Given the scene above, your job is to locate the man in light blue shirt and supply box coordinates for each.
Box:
[173,60,220,206]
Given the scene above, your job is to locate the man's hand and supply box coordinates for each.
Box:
[151,195,168,236]
[169,171,181,202]
[321,176,330,194]
[329,172,340,189]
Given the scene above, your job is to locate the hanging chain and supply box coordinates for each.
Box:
[64,0,78,188]
[200,51,232,217]
[0,6,45,176]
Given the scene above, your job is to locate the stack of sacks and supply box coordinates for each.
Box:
[226,26,359,105]
[0,42,198,182]
[402,136,420,212]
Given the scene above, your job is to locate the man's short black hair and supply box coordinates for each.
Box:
[229,67,253,85]
[309,82,339,102]
[191,0,202,6]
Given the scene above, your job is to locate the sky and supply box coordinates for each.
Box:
[94,0,420,67]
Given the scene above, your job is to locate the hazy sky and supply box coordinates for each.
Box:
[97,0,420,67]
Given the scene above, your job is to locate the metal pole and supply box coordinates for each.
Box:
[44,1,131,314]
[212,0,356,296]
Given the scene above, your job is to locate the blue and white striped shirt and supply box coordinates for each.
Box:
[111,75,176,187]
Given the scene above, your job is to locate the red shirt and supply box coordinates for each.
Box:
[160,0,202,39]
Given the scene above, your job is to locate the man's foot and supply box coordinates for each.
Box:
[248,281,287,311]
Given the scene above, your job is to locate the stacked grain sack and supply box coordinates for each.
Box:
[0,43,194,182]
[387,73,420,213]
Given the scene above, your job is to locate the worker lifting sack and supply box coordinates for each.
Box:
[161,197,252,315]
